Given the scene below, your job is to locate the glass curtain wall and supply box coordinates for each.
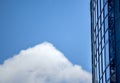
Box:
[90,0,116,83]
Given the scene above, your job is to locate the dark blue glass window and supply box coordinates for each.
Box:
[119,0,120,12]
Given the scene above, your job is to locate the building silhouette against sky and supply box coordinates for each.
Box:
[90,0,120,83]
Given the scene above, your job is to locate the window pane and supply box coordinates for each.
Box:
[104,0,108,3]
[102,48,105,71]
[106,66,110,80]
[98,0,100,17]
[105,31,108,44]
[99,44,102,55]
[119,0,120,12]
[99,31,101,44]
[95,67,97,82]
[96,7,98,24]
[99,19,100,30]
[94,31,96,42]
[107,80,110,83]
[104,3,108,17]
[102,24,104,37]
[100,79,102,83]
[106,42,109,66]
[102,37,104,48]
[101,0,103,10]
[100,55,102,77]
[97,37,98,49]
[103,74,106,83]
[96,26,98,36]
[94,11,96,28]
[97,50,99,62]
[101,12,104,23]
[105,16,108,31]
[97,63,99,81]
[95,57,97,65]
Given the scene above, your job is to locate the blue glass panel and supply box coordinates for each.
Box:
[101,12,104,23]
[96,37,98,49]
[94,11,96,29]
[100,55,102,77]
[104,0,108,4]
[103,74,106,83]
[98,0,100,17]
[97,63,99,81]
[96,26,98,36]
[106,66,110,80]
[102,48,105,71]
[105,16,108,31]
[102,37,104,48]
[104,3,108,17]
[94,31,96,42]
[106,42,109,66]
[105,31,108,44]
[102,24,104,38]
[98,19,100,30]
[100,79,102,83]
[99,31,101,44]
[119,0,120,12]
[96,7,98,24]
[101,0,103,10]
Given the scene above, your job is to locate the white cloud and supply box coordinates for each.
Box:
[0,42,92,83]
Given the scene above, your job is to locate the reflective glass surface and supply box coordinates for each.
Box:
[91,0,116,83]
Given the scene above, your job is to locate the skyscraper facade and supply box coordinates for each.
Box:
[90,0,120,83]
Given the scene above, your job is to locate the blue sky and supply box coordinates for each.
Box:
[0,0,91,72]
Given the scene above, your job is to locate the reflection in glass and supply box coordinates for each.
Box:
[101,0,103,10]
[104,3,108,17]
[99,31,101,44]
[105,31,108,44]
[106,42,109,66]
[105,16,108,31]
[103,74,106,83]
[99,55,102,78]
[101,12,104,23]
[102,38,104,48]
[102,24,104,37]
[91,0,117,82]
[106,66,110,80]
[102,49,105,71]
[98,0,100,17]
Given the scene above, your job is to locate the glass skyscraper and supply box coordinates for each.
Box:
[90,0,120,83]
